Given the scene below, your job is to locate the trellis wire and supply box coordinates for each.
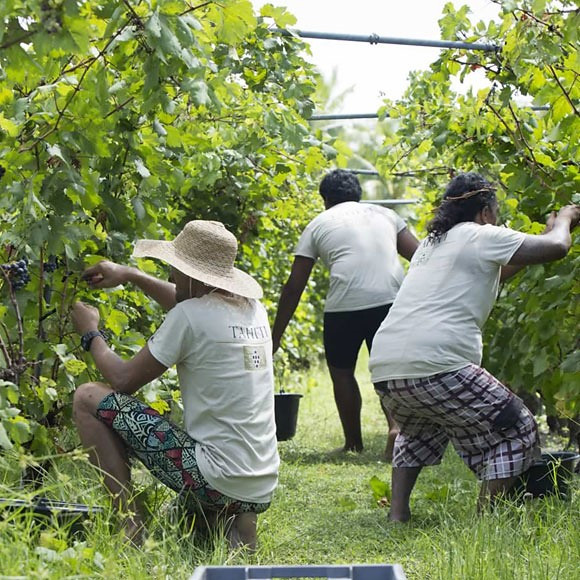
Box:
[309,106,549,121]
[273,28,499,52]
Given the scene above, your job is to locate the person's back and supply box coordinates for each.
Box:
[149,292,278,503]
[370,221,525,380]
[272,169,419,455]
[297,201,405,312]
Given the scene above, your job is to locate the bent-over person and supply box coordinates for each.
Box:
[369,172,579,521]
[71,220,279,548]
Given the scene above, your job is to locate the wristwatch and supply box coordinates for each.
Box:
[81,330,107,352]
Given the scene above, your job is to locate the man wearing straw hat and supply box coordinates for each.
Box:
[71,220,279,548]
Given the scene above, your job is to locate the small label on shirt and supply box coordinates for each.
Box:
[243,346,267,370]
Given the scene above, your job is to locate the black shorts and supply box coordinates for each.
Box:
[323,304,391,369]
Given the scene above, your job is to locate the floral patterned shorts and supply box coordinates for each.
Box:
[96,392,270,514]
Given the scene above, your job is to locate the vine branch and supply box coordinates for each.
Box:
[0,326,12,369]
[105,96,135,118]
[547,64,580,117]
[506,102,550,177]
[486,100,550,189]
[0,268,25,371]
[181,1,214,16]
[0,29,37,51]
[389,142,422,173]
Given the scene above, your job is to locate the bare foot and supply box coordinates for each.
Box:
[344,443,364,453]
[327,444,363,457]
[389,510,411,523]
[226,512,257,551]
[384,428,399,463]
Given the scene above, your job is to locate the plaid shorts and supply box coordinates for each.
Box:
[374,364,540,480]
[96,392,270,515]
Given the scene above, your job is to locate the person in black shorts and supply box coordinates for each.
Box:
[272,170,418,455]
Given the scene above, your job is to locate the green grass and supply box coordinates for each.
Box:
[1,352,578,579]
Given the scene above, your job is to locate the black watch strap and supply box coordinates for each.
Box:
[81,330,107,352]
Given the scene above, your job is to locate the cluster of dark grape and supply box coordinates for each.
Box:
[44,255,59,273]
[1,259,30,290]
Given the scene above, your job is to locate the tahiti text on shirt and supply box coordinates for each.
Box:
[228,325,270,340]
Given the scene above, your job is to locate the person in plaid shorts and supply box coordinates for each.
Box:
[369,172,580,521]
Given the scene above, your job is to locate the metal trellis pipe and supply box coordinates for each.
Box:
[347,169,381,176]
[309,113,382,121]
[309,106,549,121]
[344,171,420,205]
[361,199,418,205]
[273,28,499,52]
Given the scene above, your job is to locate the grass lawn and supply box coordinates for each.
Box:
[1,351,578,579]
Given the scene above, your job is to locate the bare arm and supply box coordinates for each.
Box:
[397,227,420,261]
[72,302,167,394]
[82,261,176,311]
[271,256,315,353]
[507,205,579,267]
[500,211,556,282]
[499,263,525,282]
[88,340,167,394]
[125,267,176,311]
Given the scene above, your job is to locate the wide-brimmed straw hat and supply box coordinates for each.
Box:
[132,220,263,299]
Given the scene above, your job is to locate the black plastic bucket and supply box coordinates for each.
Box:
[0,497,104,536]
[274,393,303,441]
[512,451,580,500]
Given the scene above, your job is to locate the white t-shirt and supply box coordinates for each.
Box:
[295,201,407,312]
[148,293,279,504]
[369,222,526,381]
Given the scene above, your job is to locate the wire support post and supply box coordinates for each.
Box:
[273,28,499,52]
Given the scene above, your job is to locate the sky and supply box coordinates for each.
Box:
[251,0,501,114]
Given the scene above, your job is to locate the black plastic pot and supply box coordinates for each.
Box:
[274,393,303,441]
[0,497,104,537]
[512,451,580,500]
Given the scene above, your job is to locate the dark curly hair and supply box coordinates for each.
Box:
[427,172,497,242]
[319,169,362,207]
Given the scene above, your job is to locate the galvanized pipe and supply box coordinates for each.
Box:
[309,106,549,121]
[309,113,382,121]
[346,169,380,176]
[361,199,419,205]
[274,28,499,52]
